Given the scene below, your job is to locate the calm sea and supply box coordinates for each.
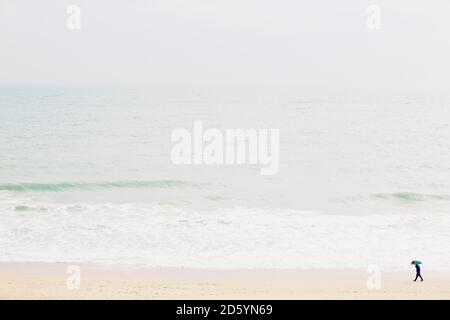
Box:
[1,85,449,270]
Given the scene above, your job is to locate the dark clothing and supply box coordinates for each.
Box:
[414,264,423,281]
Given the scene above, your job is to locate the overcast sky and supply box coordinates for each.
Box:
[0,0,449,87]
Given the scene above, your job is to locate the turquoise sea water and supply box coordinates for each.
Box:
[1,86,450,269]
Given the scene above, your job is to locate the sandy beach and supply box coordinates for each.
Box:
[0,262,449,300]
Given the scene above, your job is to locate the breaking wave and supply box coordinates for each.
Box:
[0,180,206,192]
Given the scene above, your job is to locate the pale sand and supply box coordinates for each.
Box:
[0,262,449,299]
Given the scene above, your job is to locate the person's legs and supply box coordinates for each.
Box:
[414,272,423,281]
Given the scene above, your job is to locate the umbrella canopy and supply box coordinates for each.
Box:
[411,260,422,265]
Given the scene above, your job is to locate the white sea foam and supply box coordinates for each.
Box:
[1,192,448,270]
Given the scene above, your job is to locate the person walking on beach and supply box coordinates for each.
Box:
[411,260,423,282]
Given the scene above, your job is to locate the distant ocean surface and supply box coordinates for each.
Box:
[1,86,450,270]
